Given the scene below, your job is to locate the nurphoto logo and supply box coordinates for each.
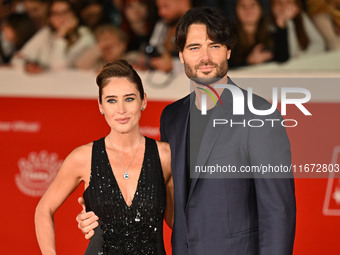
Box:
[199,84,312,128]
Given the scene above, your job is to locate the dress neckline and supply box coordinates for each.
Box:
[103,137,147,208]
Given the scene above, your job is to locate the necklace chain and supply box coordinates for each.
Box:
[107,136,143,180]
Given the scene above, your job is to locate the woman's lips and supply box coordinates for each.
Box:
[115,118,130,124]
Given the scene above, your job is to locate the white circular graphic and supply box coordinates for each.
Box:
[15,151,63,197]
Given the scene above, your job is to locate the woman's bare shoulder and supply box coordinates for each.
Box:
[64,141,93,169]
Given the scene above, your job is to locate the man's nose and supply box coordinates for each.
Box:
[200,47,211,61]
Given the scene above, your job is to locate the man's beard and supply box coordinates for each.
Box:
[184,59,228,85]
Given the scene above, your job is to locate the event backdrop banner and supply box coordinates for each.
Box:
[1,69,340,254]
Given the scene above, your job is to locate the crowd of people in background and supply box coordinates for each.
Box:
[0,0,339,73]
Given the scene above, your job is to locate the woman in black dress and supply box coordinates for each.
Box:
[35,59,173,254]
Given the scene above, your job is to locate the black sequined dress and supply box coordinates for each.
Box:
[83,137,166,255]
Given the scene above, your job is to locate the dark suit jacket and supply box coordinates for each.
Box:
[160,79,296,255]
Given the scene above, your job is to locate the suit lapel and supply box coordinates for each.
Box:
[187,78,237,203]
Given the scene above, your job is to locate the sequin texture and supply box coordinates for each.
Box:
[83,137,166,255]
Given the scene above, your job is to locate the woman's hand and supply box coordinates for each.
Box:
[247,44,273,65]
[272,1,299,28]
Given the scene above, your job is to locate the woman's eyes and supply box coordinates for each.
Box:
[107,99,116,103]
[107,97,135,103]
[125,97,135,102]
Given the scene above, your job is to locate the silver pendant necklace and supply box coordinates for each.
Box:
[107,136,143,180]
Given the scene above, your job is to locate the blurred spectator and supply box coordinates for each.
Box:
[103,0,123,27]
[76,24,127,71]
[0,12,36,64]
[271,0,325,58]
[79,0,109,31]
[193,0,238,20]
[12,0,95,74]
[193,0,272,21]
[230,0,289,67]
[23,0,48,30]
[141,0,191,72]
[0,0,14,23]
[121,0,158,52]
[308,0,340,50]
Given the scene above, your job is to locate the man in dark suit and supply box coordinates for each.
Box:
[77,7,296,255]
[160,7,296,255]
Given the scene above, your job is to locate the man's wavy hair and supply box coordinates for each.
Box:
[175,7,237,52]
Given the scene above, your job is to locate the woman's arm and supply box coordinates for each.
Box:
[35,144,91,255]
[156,141,174,229]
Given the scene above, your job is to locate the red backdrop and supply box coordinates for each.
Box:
[1,97,339,254]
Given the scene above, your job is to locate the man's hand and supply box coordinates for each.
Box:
[76,197,99,239]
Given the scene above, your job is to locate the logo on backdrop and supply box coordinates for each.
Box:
[323,146,340,216]
[15,151,63,197]
[199,84,311,128]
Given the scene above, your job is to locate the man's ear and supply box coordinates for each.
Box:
[179,51,184,64]
[227,49,231,60]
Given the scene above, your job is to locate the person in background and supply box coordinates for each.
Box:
[307,0,340,50]
[0,12,36,64]
[22,0,48,30]
[11,0,95,74]
[229,0,289,68]
[0,0,14,22]
[0,0,15,65]
[121,0,158,52]
[79,0,109,31]
[271,0,325,58]
[76,24,127,71]
[103,0,123,27]
[141,0,191,73]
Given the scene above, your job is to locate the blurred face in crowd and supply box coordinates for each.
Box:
[97,31,127,63]
[24,0,48,22]
[80,3,103,29]
[179,24,231,85]
[124,0,148,24]
[271,0,300,15]
[49,1,75,30]
[236,0,262,25]
[156,0,181,23]
[1,23,15,44]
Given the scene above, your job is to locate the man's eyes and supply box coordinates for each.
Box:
[211,44,221,48]
[188,45,221,50]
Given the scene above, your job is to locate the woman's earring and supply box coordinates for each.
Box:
[141,107,145,111]
[100,111,104,115]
